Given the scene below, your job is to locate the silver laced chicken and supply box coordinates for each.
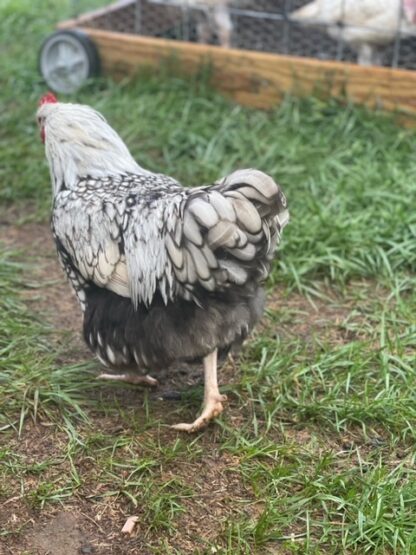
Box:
[37,92,289,432]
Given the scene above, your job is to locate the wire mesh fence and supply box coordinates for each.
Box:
[82,0,416,69]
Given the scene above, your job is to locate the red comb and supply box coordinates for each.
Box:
[39,92,58,106]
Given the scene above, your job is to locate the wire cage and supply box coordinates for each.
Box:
[76,0,416,69]
[40,0,416,116]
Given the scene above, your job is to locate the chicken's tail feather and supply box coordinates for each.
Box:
[215,168,289,232]
[171,169,288,297]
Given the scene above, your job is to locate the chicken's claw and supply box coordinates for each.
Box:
[171,394,227,433]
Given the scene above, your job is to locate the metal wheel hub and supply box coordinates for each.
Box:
[39,33,91,93]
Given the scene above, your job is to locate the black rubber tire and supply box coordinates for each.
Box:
[38,29,100,93]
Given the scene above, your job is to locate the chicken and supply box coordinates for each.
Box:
[290,0,416,65]
[37,92,289,432]
[150,0,234,47]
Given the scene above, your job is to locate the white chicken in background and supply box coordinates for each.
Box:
[290,0,416,65]
[149,0,234,47]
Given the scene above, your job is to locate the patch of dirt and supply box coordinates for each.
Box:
[27,511,91,555]
[265,279,381,347]
[1,222,85,336]
[270,291,351,343]
[178,452,260,550]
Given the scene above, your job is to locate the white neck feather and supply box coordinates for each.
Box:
[38,102,151,194]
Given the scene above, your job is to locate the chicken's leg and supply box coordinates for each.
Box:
[357,43,379,66]
[172,349,227,432]
[97,372,158,386]
[213,4,233,48]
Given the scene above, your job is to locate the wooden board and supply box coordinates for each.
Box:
[58,24,416,118]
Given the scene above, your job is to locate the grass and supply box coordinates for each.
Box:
[1,0,416,553]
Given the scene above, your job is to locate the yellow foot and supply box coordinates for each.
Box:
[97,373,159,387]
[171,394,227,433]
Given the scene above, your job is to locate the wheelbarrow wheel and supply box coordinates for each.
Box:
[39,29,100,94]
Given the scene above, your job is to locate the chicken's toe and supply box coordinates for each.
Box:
[97,372,159,386]
[171,394,227,433]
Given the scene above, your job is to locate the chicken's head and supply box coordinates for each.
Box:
[37,94,147,194]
